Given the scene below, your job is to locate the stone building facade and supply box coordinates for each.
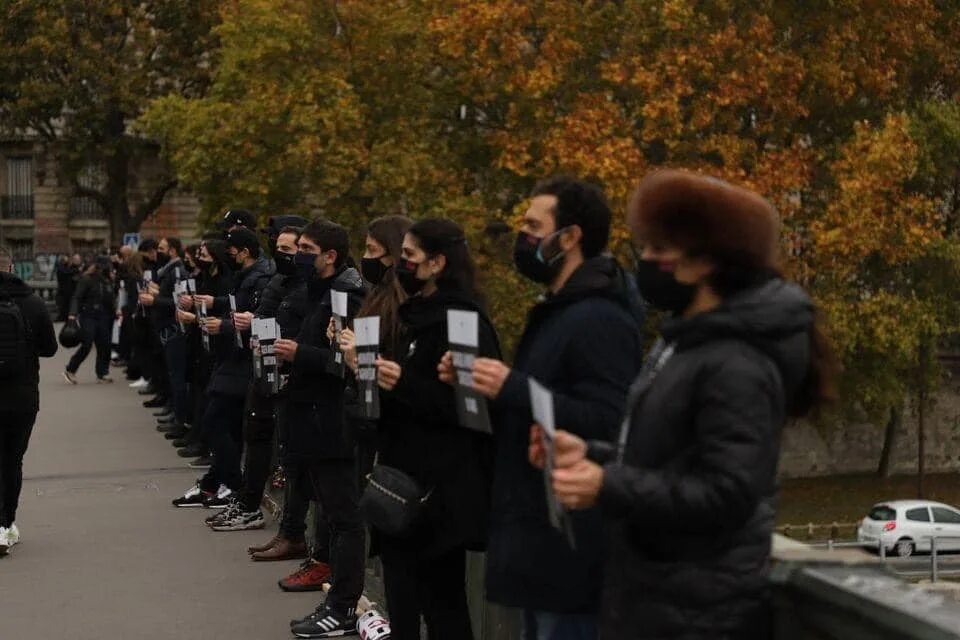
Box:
[0,139,201,284]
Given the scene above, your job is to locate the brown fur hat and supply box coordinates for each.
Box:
[628,169,780,270]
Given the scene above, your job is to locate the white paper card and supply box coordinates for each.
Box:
[529,378,556,438]
[331,290,348,317]
[186,278,196,293]
[447,310,479,347]
[251,318,279,341]
[143,270,152,283]
[228,294,237,312]
[354,316,381,347]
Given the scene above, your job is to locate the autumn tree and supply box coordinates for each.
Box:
[0,0,220,243]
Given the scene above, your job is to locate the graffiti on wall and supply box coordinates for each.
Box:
[13,254,61,282]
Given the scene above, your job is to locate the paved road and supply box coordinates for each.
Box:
[0,343,326,639]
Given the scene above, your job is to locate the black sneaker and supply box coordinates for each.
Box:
[290,606,357,638]
[205,497,240,526]
[143,396,167,408]
[202,485,233,508]
[164,427,188,440]
[153,407,173,417]
[188,455,213,468]
[171,437,190,448]
[156,415,176,426]
[210,508,265,532]
[178,443,205,458]
[172,483,211,508]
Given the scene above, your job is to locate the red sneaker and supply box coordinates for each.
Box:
[278,559,332,592]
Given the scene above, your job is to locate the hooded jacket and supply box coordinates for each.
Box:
[590,279,814,639]
[376,287,501,556]
[0,272,57,412]
[282,265,366,460]
[207,256,274,397]
[485,256,643,613]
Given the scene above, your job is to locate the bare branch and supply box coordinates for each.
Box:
[132,178,178,227]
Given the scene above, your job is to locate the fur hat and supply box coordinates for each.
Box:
[628,169,780,270]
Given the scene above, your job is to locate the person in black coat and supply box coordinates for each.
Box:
[190,228,274,503]
[373,218,501,640]
[444,178,642,639]
[64,257,116,383]
[0,248,57,554]
[276,219,368,637]
[536,170,835,640]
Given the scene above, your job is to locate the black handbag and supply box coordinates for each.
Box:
[58,319,82,349]
[360,462,432,537]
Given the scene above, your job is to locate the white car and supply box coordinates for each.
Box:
[857,499,960,557]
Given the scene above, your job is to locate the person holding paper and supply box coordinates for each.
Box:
[439,178,643,640]
[373,218,501,640]
[274,219,368,638]
[532,170,835,640]
[171,228,274,509]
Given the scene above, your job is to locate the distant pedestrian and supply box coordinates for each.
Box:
[0,244,58,556]
[64,256,116,384]
[533,170,836,640]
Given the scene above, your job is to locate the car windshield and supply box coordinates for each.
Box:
[868,506,897,521]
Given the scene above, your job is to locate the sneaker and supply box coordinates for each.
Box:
[279,559,333,592]
[0,527,10,556]
[8,524,19,547]
[202,485,233,509]
[187,455,213,468]
[210,509,265,532]
[172,482,212,508]
[97,376,114,383]
[62,370,77,385]
[142,396,168,408]
[205,498,240,525]
[290,606,357,638]
[128,377,149,388]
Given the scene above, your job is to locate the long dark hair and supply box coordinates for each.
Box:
[408,218,484,306]
[201,239,233,279]
[356,215,412,358]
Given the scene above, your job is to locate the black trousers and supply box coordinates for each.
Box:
[67,311,112,378]
[380,544,474,640]
[301,459,365,614]
[199,392,245,492]
[279,462,331,562]
[239,388,277,512]
[161,330,190,424]
[0,411,37,528]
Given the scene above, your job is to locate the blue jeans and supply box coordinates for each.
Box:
[524,611,597,640]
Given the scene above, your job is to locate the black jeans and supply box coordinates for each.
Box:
[199,392,245,492]
[239,388,277,512]
[161,330,190,424]
[0,411,37,528]
[67,311,112,377]
[380,543,474,640]
[279,462,331,562]
[304,459,365,614]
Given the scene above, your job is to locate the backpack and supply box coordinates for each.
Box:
[0,292,28,378]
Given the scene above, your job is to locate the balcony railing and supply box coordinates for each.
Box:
[69,196,107,220]
[0,195,35,219]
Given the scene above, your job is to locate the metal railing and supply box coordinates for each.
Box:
[69,195,106,220]
[0,194,34,219]
[810,535,960,582]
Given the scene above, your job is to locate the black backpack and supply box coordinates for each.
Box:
[0,292,27,378]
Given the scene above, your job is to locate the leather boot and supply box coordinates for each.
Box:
[251,537,308,561]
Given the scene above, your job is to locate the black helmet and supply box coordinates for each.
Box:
[58,321,82,349]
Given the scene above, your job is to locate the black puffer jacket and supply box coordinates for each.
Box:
[0,272,57,412]
[590,279,814,640]
[376,287,501,556]
[150,258,186,330]
[283,265,366,460]
[485,256,643,613]
[208,257,274,397]
[69,272,115,317]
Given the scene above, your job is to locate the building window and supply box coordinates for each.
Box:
[6,238,34,280]
[70,165,107,220]
[2,157,35,219]
[71,238,106,259]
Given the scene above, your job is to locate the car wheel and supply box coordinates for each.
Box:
[895,538,915,558]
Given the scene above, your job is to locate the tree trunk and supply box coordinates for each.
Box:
[877,405,901,477]
[917,342,931,499]
[104,108,132,246]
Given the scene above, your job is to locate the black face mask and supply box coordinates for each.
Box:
[513,230,565,284]
[197,258,213,274]
[293,252,317,281]
[634,259,697,315]
[361,256,390,285]
[156,253,170,268]
[395,259,427,296]
[275,251,297,277]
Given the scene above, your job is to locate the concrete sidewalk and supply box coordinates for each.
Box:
[0,344,325,639]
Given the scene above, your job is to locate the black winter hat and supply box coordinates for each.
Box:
[262,215,309,237]
[225,228,261,255]
[218,208,257,229]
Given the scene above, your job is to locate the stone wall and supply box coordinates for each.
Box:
[778,378,960,478]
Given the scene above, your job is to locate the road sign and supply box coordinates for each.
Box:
[122,232,141,248]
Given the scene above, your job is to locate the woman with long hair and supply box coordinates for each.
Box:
[533,170,836,640]
[371,218,500,640]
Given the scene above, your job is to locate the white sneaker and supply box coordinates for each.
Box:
[8,524,19,546]
[62,370,78,385]
[128,377,149,388]
[0,527,10,556]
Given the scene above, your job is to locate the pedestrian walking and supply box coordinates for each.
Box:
[0,244,57,556]
[63,256,116,384]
